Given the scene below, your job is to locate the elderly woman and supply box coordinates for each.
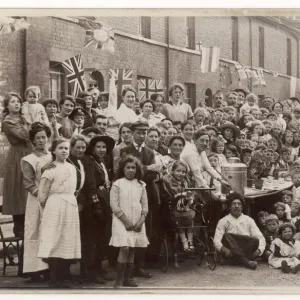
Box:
[115,86,139,124]
[161,83,193,122]
[138,99,157,127]
[163,135,186,173]
[112,122,133,177]
[85,135,116,283]
[21,122,52,282]
[193,107,209,130]
[1,93,32,242]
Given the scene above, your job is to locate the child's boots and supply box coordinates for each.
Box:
[114,262,126,288]
[123,263,138,287]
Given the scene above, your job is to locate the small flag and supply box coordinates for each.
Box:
[290,77,297,97]
[108,69,133,96]
[106,72,118,117]
[0,17,30,35]
[200,46,220,73]
[252,68,266,87]
[61,54,86,97]
[138,78,164,101]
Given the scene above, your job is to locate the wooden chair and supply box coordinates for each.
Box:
[0,221,23,276]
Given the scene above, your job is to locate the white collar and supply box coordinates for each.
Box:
[133,141,145,150]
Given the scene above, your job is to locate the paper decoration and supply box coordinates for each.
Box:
[252,68,266,87]
[200,46,220,73]
[0,17,30,35]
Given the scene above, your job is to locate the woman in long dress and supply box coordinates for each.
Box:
[21,122,52,282]
[1,93,32,240]
[38,138,81,288]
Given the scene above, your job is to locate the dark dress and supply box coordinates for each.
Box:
[83,109,97,129]
[2,115,32,237]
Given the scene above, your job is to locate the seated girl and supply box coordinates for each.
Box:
[224,144,240,161]
[274,202,291,225]
[269,223,300,274]
[210,138,227,166]
[161,161,196,252]
[262,214,279,261]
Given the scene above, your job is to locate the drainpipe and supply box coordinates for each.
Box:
[165,16,170,99]
[22,28,28,96]
[249,17,253,92]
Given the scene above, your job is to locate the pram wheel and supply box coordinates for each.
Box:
[207,237,217,270]
[194,236,205,266]
[159,238,169,273]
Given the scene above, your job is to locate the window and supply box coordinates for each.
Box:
[231,17,239,61]
[287,38,292,76]
[186,17,195,50]
[140,17,151,39]
[185,83,196,110]
[49,62,67,101]
[259,27,265,68]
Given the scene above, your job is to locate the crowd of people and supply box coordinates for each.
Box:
[2,82,300,288]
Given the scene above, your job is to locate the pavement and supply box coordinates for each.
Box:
[0,256,300,292]
[0,211,299,292]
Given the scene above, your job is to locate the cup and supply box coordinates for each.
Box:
[267,176,273,183]
[247,179,254,188]
[278,177,284,184]
[254,179,264,190]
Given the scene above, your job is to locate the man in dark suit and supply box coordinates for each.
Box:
[120,120,161,279]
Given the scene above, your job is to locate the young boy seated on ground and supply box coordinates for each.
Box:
[291,201,300,224]
[262,214,279,261]
[256,211,269,231]
[269,223,300,274]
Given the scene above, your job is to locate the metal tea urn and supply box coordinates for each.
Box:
[221,157,247,195]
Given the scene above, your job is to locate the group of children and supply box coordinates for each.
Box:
[257,187,300,274]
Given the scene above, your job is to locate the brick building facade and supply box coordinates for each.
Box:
[1,15,300,109]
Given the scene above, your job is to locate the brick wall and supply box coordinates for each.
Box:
[0,31,24,97]
[1,15,300,106]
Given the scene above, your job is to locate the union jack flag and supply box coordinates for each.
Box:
[109,69,133,95]
[138,78,164,101]
[61,54,86,97]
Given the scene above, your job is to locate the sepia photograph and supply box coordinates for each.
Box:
[1,8,300,292]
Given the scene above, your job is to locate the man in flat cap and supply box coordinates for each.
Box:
[120,120,162,279]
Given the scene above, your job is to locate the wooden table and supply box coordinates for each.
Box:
[244,181,294,216]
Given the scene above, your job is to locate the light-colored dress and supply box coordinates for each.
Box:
[269,238,300,268]
[109,178,149,248]
[38,162,81,259]
[21,152,52,273]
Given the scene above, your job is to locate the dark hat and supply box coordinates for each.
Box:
[205,125,220,135]
[42,99,59,108]
[241,147,252,154]
[81,127,102,136]
[220,122,240,138]
[77,91,91,98]
[75,97,86,106]
[86,135,115,155]
[131,120,150,131]
[69,108,88,121]
[235,88,247,97]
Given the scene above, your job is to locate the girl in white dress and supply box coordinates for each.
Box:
[110,155,149,288]
[37,138,81,288]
